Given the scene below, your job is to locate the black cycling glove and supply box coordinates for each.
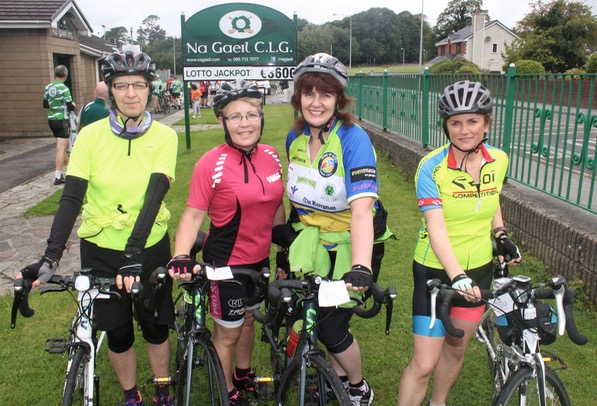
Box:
[344,265,373,289]
[118,248,143,278]
[167,254,196,274]
[495,233,521,262]
[20,256,59,284]
[276,250,290,275]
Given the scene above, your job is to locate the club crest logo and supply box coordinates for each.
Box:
[219,11,262,39]
[318,152,338,178]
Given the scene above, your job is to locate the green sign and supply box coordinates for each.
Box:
[182,3,297,81]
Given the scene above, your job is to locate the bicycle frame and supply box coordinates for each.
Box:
[177,282,210,405]
[430,274,587,406]
[65,286,109,405]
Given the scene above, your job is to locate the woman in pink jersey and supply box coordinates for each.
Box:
[168,81,285,406]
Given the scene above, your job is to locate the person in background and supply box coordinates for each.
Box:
[397,80,521,406]
[77,81,109,131]
[43,64,76,185]
[168,81,285,406]
[281,52,393,405]
[199,80,209,108]
[190,83,202,119]
[170,76,182,110]
[18,51,178,406]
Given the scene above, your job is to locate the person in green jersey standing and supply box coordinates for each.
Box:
[43,64,76,185]
[170,76,182,110]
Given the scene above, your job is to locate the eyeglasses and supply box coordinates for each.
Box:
[112,82,149,91]
[223,112,262,124]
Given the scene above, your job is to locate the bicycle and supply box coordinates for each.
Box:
[428,272,587,406]
[11,267,167,406]
[253,274,397,405]
[155,91,171,115]
[171,262,269,406]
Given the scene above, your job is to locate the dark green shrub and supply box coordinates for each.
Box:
[514,60,546,74]
[584,53,597,73]
[429,57,480,74]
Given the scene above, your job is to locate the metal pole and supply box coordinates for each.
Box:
[419,0,424,73]
[401,48,405,67]
[333,13,352,74]
[173,36,176,76]
[349,15,352,74]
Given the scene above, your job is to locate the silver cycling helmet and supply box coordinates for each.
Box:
[438,80,493,118]
[293,52,348,89]
[212,80,262,118]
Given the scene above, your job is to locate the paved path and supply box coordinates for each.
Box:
[0,110,217,295]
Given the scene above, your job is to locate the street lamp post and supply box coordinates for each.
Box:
[333,14,352,74]
[401,48,405,67]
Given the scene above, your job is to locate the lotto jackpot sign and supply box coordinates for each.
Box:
[182,3,297,81]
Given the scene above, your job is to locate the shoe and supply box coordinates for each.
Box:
[348,379,374,406]
[152,393,173,406]
[118,391,144,406]
[233,370,256,393]
[53,176,65,185]
[229,388,250,406]
[192,115,196,118]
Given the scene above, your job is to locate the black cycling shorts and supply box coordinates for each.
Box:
[411,260,492,336]
[208,258,268,327]
[48,119,70,138]
[80,234,174,332]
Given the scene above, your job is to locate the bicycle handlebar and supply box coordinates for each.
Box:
[428,276,587,345]
[10,271,119,329]
[179,264,271,308]
[253,276,396,335]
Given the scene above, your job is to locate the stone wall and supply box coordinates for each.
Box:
[363,121,597,304]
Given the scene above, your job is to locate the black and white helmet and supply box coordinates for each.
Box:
[101,51,155,83]
[293,53,348,89]
[212,80,262,118]
[438,80,493,118]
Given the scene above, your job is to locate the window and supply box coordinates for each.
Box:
[456,43,462,54]
[492,43,498,53]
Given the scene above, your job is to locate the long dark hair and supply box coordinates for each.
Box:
[290,72,355,134]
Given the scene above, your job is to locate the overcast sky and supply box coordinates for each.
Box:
[75,0,597,39]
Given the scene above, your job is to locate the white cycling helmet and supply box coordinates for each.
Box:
[438,80,493,118]
[293,53,348,89]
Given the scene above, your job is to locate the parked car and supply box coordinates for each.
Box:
[255,80,271,95]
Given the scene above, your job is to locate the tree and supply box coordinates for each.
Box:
[136,15,166,45]
[504,0,597,72]
[434,0,489,40]
[104,26,130,47]
[350,8,401,65]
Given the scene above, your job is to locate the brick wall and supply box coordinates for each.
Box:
[0,29,80,138]
[363,121,597,304]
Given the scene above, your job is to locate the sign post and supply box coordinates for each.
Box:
[181,3,297,149]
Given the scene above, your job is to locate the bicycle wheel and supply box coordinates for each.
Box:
[174,333,228,406]
[62,346,91,406]
[277,352,350,405]
[494,365,571,406]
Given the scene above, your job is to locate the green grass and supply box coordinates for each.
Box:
[350,63,422,75]
[3,104,597,404]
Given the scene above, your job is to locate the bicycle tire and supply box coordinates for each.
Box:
[174,333,228,406]
[494,365,571,406]
[480,315,498,378]
[164,102,171,115]
[62,346,91,406]
[277,352,350,405]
